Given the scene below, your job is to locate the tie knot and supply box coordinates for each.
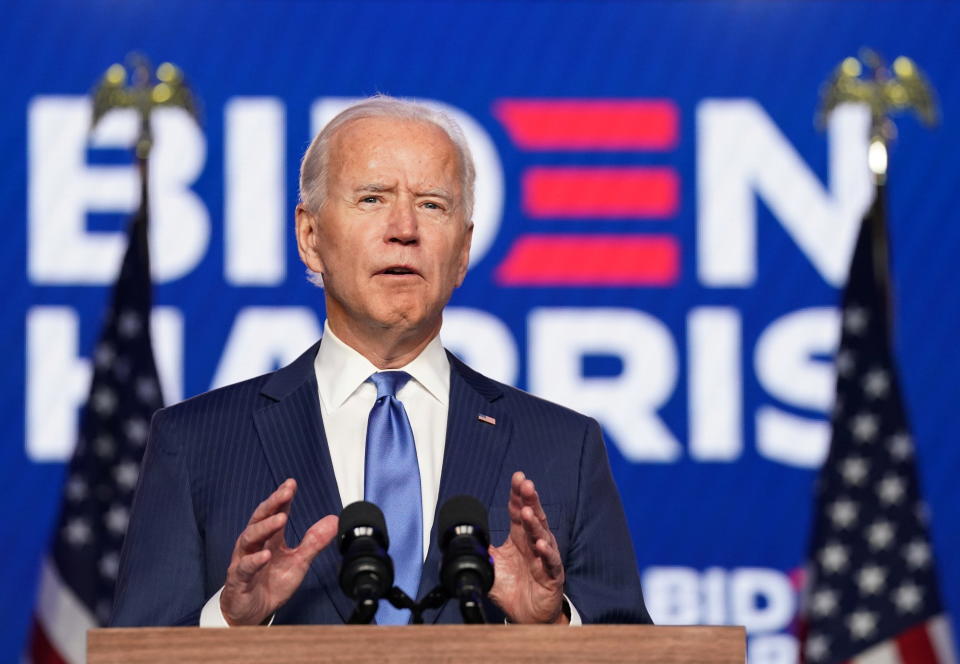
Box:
[368,371,412,399]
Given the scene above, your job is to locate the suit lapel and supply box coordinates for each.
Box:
[252,341,353,623]
[417,354,513,622]
[251,344,512,624]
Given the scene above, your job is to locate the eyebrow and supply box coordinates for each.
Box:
[353,183,455,205]
[416,188,454,204]
[354,183,394,193]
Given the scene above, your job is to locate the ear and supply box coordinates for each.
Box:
[454,221,474,287]
[295,204,325,274]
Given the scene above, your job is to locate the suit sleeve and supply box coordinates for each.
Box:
[111,407,206,626]
[563,418,652,624]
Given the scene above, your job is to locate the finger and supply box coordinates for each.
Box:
[507,471,530,523]
[236,512,287,555]
[514,476,550,531]
[247,478,297,526]
[520,504,551,547]
[510,473,547,520]
[233,549,272,585]
[535,537,564,579]
[507,472,547,551]
[293,514,339,565]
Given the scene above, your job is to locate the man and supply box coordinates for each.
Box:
[112,96,650,626]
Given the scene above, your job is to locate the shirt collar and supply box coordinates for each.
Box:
[315,320,450,412]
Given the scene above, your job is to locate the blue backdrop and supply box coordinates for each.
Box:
[4,1,959,660]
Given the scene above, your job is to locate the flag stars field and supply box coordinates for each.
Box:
[888,432,913,461]
[819,541,850,573]
[811,588,839,617]
[63,518,92,547]
[866,520,896,551]
[836,349,856,377]
[123,416,149,445]
[894,582,924,614]
[104,504,129,536]
[829,498,859,529]
[113,461,139,492]
[113,357,131,381]
[862,368,891,399]
[135,375,160,403]
[850,412,880,442]
[840,456,870,486]
[94,342,115,369]
[904,540,932,570]
[117,309,142,338]
[91,387,117,417]
[856,565,887,595]
[806,634,830,661]
[847,609,878,640]
[65,476,87,502]
[93,434,115,459]
[843,305,869,335]
[98,551,119,580]
[877,474,906,505]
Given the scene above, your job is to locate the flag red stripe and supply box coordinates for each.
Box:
[896,621,940,664]
[523,167,679,218]
[495,234,679,286]
[494,99,679,150]
[30,617,69,664]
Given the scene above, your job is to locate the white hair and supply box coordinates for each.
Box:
[298,95,476,221]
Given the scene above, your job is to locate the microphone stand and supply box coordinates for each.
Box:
[347,597,378,625]
[386,586,449,624]
[450,570,488,624]
[349,584,486,625]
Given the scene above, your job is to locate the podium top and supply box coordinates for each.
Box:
[88,624,745,664]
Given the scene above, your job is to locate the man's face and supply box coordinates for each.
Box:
[296,116,473,340]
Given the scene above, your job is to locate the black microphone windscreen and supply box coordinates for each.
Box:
[339,501,389,547]
[438,495,489,538]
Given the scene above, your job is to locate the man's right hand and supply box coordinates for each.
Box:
[221,478,338,626]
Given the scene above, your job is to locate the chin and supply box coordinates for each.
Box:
[372,305,440,335]
[369,307,422,329]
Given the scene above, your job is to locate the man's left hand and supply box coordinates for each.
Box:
[488,471,568,625]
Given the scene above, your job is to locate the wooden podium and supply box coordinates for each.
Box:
[88,624,745,663]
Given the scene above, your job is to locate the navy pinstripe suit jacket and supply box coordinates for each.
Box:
[111,340,650,626]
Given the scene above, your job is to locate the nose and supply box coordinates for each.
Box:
[385,199,419,245]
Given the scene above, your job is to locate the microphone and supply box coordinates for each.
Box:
[338,501,394,623]
[438,495,494,624]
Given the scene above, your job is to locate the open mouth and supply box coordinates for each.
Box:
[378,265,420,277]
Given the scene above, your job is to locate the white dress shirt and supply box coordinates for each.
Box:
[315,320,450,557]
[200,322,579,626]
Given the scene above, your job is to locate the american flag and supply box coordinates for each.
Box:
[800,185,956,664]
[30,190,162,663]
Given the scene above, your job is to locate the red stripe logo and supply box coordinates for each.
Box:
[524,167,679,219]
[495,235,679,286]
[494,99,679,150]
[493,98,681,287]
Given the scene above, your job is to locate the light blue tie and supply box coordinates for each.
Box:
[364,371,422,625]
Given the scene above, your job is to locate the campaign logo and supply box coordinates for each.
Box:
[23,94,872,469]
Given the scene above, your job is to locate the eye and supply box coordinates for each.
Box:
[359,195,381,204]
[421,200,445,211]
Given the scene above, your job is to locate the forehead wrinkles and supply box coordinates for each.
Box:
[329,118,463,197]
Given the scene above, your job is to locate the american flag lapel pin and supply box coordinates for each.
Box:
[477,413,497,426]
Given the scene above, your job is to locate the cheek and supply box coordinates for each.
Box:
[319,234,361,272]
